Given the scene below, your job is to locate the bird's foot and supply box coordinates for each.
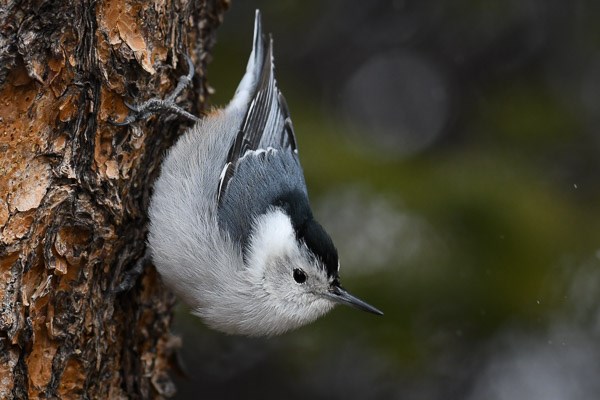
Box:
[109,55,200,126]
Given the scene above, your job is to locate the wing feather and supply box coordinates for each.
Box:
[217,11,298,205]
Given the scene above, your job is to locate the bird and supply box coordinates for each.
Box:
[119,10,382,336]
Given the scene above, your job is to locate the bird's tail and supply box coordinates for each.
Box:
[226,9,297,155]
[228,10,268,111]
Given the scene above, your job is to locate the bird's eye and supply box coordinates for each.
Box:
[293,268,307,284]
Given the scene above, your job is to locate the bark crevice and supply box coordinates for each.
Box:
[0,0,230,398]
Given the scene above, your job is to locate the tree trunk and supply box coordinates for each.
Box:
[0,0,228,398]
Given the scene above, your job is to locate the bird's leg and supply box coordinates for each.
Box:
[114,250,152,294]
[109,55,201,126]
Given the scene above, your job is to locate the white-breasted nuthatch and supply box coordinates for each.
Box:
[119,10,382,336]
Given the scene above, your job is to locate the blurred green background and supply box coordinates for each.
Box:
[173,1,600,399]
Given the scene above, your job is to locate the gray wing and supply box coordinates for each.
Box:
[217,149,307,253]
[216,11,305,252]
[217,11,298,207]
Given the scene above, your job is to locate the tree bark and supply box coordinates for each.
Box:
[0,0,229,398]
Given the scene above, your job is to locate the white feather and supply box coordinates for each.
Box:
[244,208,296,281]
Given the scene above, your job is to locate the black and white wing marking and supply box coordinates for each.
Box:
[216,11,309,254]
[217,10,298,206]
[217,10,340,278]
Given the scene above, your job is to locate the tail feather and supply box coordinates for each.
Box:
[225,9,297,156]
[228,10,266,110]
[218,10,299,205]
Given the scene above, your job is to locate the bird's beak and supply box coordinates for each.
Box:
[327,284,383,316]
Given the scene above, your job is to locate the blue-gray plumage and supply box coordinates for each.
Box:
[143,10,382,336]
[216,16,340,279]
[218,149,306,256]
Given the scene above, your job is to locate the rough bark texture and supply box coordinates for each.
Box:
[0,0,229,398]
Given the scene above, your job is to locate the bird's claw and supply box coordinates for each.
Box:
[109,54,200,126]
[123,101,140,112]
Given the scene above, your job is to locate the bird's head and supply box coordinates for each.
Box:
[242,195,382,336]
